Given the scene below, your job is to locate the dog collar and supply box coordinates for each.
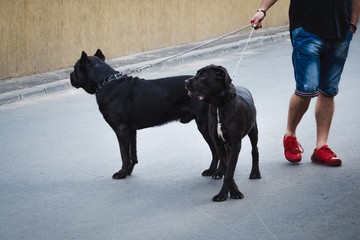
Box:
[224,85,237,102]
[96,73,124,93]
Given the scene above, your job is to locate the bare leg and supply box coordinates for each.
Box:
[315,94,334,149]
[285,94,311,137]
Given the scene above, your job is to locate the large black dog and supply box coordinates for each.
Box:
[185,65,261,201]
[70,49,218,179]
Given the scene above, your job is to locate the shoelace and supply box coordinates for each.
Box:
[320,145,337,157]
[285,139,304,154]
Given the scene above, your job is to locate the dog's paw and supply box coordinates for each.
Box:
[202,169,215,176]
[249,171,261,179]
[211,173,223,180]
[211,169,224,179]
[112,170,127,179]
[229,182,244,199]
[230,189,244,199]
[212,192,228,202]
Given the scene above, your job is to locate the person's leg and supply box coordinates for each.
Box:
[284,27,320,162]
[283,94,310,162]
[310,30,352,166]
[312,95,341,166]
[288,27,322,137]
[315,94,334,149]
[285,94,311,138]
[316,29,352,147]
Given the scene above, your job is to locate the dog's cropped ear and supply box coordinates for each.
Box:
[94,49,105,61]
[80,51,90,64]
[79,51,91,71]
[215,65,232,85]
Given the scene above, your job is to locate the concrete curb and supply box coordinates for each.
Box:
[0,31,289,105]
[0,80,71,105]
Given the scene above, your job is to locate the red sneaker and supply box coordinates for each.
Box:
[311,145,342,166]
[283,135,304,162]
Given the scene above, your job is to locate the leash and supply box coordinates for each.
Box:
[216,23,255,141]
[121,23,253,76]
[231,21,255,80]
[97,23,255,96]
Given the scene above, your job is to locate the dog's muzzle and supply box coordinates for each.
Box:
[184,79,205,101]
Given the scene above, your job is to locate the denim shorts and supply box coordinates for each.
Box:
[291,27,352,98]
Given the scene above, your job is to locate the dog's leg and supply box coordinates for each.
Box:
[127,129,138,176]
[208,109,227,179]
[248,122,261,179]
[211,146,226,179]
[201,140,219,177]
[195,117,219,177]
[202,149,219,177]
[212,142,243,201]
[211,135,228,180]
[112,125,132,179]
[195,112,217,174]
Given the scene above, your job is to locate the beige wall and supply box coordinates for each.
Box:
[0,0,289,79]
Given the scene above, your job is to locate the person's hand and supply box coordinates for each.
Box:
[251,11,266,29]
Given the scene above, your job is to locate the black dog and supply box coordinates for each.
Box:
[185,65,261,201]
[70,49,218,179]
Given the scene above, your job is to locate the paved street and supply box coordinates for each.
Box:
[0,33,359,240]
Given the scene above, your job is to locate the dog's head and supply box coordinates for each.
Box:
[70,49,116,94]
[185,65,235,104]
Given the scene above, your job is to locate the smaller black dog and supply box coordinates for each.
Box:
[185,65,261,201]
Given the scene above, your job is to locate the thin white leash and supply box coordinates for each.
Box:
[121,24,253,76]
[231,25,255,80]
[218,23,255,141]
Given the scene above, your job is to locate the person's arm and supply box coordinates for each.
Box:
[350,0,360,33]
[250,0,278,29]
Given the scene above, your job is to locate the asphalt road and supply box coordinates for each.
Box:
[0,34,359,240]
